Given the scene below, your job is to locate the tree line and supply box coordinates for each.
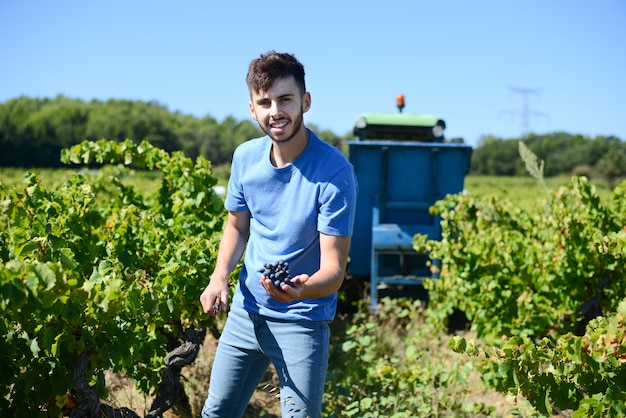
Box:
[0,95,346,168]
[1,95,624,185]
[471,133,626,186]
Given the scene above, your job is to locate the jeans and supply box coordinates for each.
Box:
[201,303,330,418]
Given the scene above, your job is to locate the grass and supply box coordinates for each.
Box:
[464,174,613,209]
[0,167,613,209]
[0,167,163,193]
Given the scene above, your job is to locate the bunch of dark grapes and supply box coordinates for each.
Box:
[258,260,292,288]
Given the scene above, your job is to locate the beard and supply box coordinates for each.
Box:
[258,106,305,144]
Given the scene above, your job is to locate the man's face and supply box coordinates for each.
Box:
[249,76,311,143]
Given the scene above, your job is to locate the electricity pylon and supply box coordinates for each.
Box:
[500,85,549,135]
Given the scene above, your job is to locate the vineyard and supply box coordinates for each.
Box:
[1,140,625,417]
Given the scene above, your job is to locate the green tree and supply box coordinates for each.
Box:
[86,99,181,152]
[595,148,626,188]
[470,135,520,175]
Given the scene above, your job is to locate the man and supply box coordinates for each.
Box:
[199,51,358,418]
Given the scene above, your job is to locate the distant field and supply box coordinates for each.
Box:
[464,174,613,209]
[0,167,162,193]
[0,167,74,188]
[0,168,614,210]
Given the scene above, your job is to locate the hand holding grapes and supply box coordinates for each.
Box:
[259,260,309,302]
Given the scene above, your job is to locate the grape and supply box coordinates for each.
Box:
[258,260,293,289]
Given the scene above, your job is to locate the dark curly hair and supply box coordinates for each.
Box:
[246,51,306,97]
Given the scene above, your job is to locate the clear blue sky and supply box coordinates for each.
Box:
[2,0,625,147]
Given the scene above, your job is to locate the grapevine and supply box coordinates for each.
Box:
[419,143,626,415]
[0,139,228,416]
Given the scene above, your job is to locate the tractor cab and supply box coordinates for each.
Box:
[347,94,472,309]
[353,94,446,142]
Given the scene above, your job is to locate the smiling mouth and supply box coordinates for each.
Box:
[270,120,289,130]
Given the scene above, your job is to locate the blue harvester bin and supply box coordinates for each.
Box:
[347,140,472,308]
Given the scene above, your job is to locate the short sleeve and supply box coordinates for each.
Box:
[318,167,358,236]
[224,148,249,212]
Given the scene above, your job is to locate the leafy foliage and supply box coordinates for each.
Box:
[449,299,626,417]
[419,142,626,414]
[418,175,626,340]
[3,136,626,416]
[0,140,226,415]
[324,298,497,417]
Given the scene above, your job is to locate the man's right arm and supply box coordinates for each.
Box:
[200,210,250,315]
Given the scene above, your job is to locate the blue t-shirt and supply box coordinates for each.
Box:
[225,130,358,321]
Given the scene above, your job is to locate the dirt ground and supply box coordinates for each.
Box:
[105,328,575,418]
[106,333,283,418]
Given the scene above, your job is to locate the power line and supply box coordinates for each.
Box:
[500,85,549,135]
